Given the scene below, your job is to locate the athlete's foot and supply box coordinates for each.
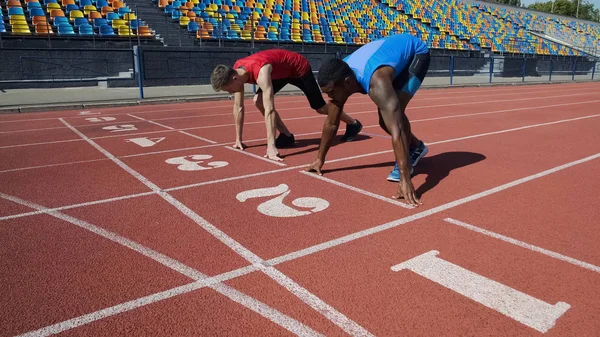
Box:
[409,141,428,167]
[275,133,295,148]
[387,163,414,182]
[341,120,363,142]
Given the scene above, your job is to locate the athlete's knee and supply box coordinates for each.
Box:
[315,103,328,115]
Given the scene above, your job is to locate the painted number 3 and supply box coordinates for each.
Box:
[165,154,228,171]
[236,184,329,218]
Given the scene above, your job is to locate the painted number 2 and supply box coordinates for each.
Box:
[236,184,329,218]
[165,154,228,171]
[391,250,570,333]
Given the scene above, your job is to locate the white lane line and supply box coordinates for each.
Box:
[411,99,600,124]
[144,88,599,122]
[225,146,287,167]
[427,113,600,146]
[0,191,157,222]
[0,82,597,125]
[127,113,218,144]
[299,170,413,209]
[0,192,204,279]
[3,192,324,337]
[20,149,600,335]
[4,97,599,149]
[59,118,373,337]
[5,111,599,221]
[444,218,600,273]
[0,158,109,174]
[0,139,83,149]
[267,151,600,266]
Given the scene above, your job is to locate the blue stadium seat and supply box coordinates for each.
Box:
[29,8,45,18]
[74,17,88,28]
[78,23,94,35]
[8,8,25,17]
[187,21,199,33]
[57,23,76,35]
[65,4,80,15]
[99,24,115,36]
[107,12,120,23]
[53,17,69,27]
[27,2,42,10]
[94,18,108,29]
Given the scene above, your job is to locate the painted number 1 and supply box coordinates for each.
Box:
[236,184,329,218]
[391,250,570,333]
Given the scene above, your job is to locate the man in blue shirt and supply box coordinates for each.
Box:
[306,34,431,206]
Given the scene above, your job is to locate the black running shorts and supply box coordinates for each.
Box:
[256,70,326,110]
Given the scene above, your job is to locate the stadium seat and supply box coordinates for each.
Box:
[179,16,190,27]
[78,23,94,35]
[137,25,153,36]
[118,25,134,36]
[88,11,102,23]
[94,18,108,29]
[57,23,76,35]
[69,10,84,22]
[99,23,115,36]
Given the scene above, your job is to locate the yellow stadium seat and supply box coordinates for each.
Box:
[69,10,84,22]
[46,2,61,12]
[123,13,137,21]
[112,19,127,28]
[11,23,32,35]
[179,16,190,27]
[118,25,134,36]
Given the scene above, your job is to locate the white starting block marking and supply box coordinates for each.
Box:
[125,137,166,148]
[102,125,138,133]
[79,111,100,115]
[391,250,570,333]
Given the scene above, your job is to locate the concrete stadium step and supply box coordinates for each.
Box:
[125,0,197,47]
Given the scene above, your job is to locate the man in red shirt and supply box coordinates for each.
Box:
[210,49,363,162]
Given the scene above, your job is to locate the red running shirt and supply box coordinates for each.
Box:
[233,49,311,84]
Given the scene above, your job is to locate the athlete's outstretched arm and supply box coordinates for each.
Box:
[256,64,283,161]
[306,102,343,175]
[232,90,245,150]
[369,72,421,206]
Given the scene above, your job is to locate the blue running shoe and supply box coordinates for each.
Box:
[387,163,414,182]
[410,141,428,167]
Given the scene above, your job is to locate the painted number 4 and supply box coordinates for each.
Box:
[165,154,228,171]
[236,184,329,218]
[102,125,138,132]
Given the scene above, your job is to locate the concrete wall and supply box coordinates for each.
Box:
[0,46,594,90]
[0,48,135,89]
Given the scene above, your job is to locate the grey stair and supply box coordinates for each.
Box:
[124,0,197,46]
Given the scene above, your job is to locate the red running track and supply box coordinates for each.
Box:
[1,82,600,337]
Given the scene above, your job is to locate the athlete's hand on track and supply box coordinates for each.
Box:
[305,158,324,175]
[232,141,247,150]
[394,178,422,206]
[265,147,284,162]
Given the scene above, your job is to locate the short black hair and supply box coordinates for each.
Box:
[317,58,354,87]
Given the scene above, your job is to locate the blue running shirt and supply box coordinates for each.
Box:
[343,34,429,94]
